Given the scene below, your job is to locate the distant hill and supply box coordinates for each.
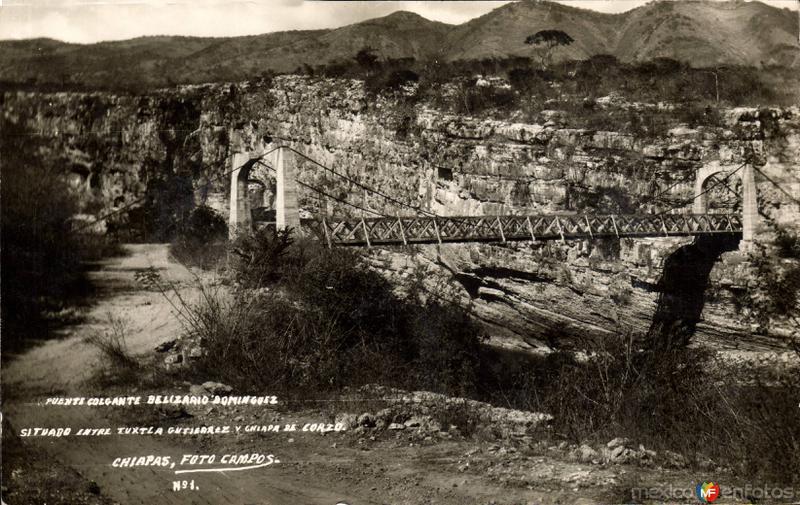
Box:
[615,0,800,68]
[446,0,799,67]
[443,1,620,62]
[1,1,797,89]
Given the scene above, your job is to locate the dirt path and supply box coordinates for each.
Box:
[3,245,376,504]
[4,244,190,394]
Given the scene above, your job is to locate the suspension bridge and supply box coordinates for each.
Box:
[228,144,758,247]
[305,214,742,247]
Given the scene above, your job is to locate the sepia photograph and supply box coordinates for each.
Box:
[1,0,799,503]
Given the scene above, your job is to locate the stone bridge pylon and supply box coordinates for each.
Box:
[692,161,759,242]
[228,143,300,238]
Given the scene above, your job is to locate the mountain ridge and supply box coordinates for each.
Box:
[1,0,797,89]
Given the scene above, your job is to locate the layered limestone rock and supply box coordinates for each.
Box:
[373,236,785,351]
[2,76,798,348]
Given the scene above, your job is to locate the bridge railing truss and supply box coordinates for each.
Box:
[301,214,743,247]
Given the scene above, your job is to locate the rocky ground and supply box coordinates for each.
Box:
[1,244,792,504]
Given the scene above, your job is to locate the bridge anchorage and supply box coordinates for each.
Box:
[227,145,756,247]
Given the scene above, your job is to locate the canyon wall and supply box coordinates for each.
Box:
[3,76,799,349]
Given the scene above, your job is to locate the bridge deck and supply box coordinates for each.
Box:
[302,214,743,247]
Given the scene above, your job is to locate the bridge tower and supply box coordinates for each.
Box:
[228,145,300,238]
[693,162,759,242]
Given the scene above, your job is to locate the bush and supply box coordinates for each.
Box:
[177,229,486,399]
[85,314,140,386]
[430,400,482,437]
[228,227,295,286]
[775,226,800,259]
[385,69,419,89]
[478,334,800,486]
[735,239,800,334]
[139,169,195,241]
[455,79,517,115]
[406,301,484,396]
[190,293,347,392]
[170,205,228,269]
[675,102,723,128]
[757,260,800,320]
[364,69,419,95]
[85,315,137,369]
[507,67,552,97]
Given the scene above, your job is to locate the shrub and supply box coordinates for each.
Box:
[228,227,295,286]
[775,226,800,259]
[190,293,348,393]
[735,237,800,336]
[85,315,137,369]
[636,57,686,76]
[319,60,350,79]
[354,47,380,72]
[758,261,800,319]
[454,79,517,115]
[407,301,484,396]
[139,169,195,241]
[583,53,619,70]
[365,69,419,95]
[172,228,486,399]
[170,205,228,269]
[478,334,800,486]
[385,69,419,89]
[430,400,482,437]
[84,314,140,387]
[507,67,536,91]
[675,102,723,128]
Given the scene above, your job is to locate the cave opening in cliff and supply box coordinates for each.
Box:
[645,233,741,352]
[437,166,454,181]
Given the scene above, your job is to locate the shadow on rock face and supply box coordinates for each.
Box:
[645,233,741,352]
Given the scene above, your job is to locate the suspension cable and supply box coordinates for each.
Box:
[653,162,746,210]
[298,180,386,218]
[650,161,746,209]
[71,146,283,233]
[690,163,745,203]
[75,142,780,236]
[651,176,692,201]
[284,146,436,217]
[254,160,386,217]
[752,165,800,206]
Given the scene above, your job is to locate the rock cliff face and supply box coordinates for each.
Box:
[3,76,798,349]
[377,235,791,351]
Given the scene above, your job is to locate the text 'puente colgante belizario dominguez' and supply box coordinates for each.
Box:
[228,144,760,246]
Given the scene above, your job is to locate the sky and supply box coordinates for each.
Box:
[0,0,797,44]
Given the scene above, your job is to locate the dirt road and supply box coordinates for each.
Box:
[3,245,376,504]
[5,244,190,393]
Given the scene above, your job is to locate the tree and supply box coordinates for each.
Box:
[354,47,380,73]
[524,30,574,69]
[698,67,720,103]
